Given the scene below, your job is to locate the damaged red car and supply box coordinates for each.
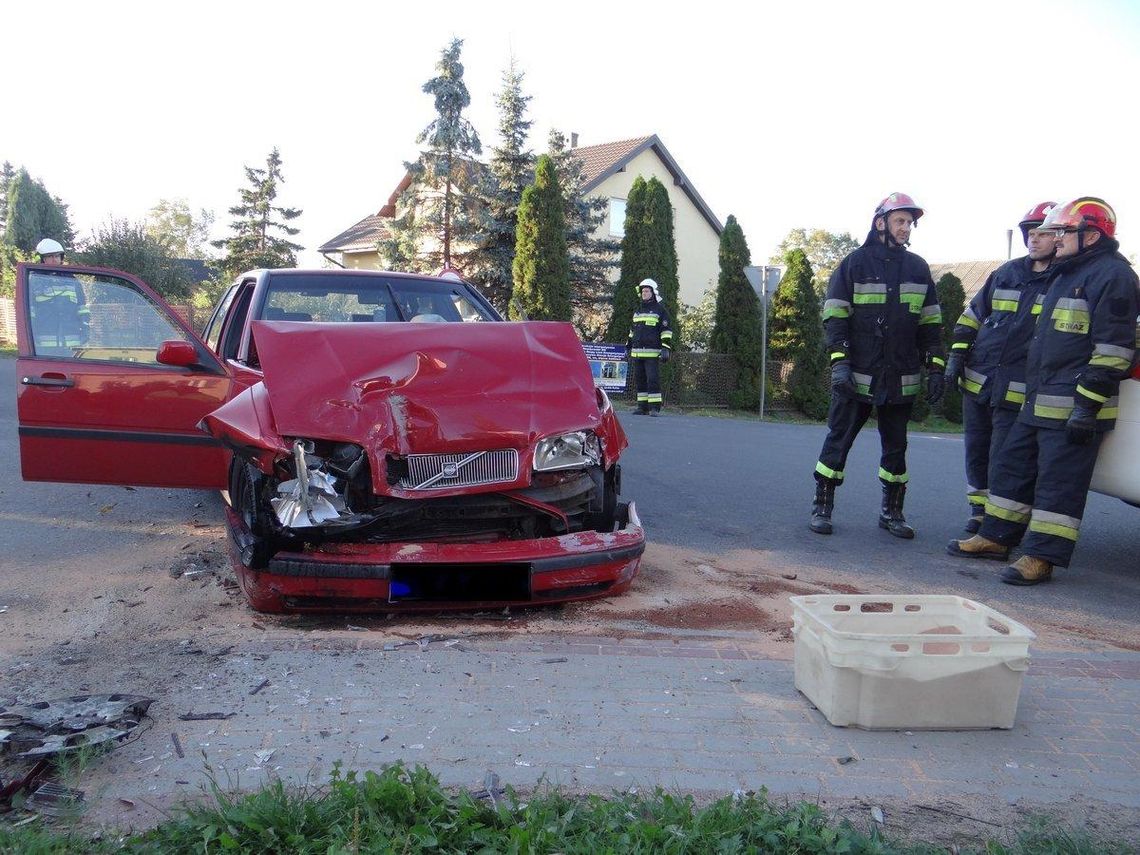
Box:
[14,263,644,612]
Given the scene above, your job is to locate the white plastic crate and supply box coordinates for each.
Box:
[790,594,1035,730]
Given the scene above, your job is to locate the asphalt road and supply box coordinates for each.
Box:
[2,353,1137,633]
[617,405,1140,631]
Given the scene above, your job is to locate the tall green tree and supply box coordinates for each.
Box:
[604,177,649,342]
[771,228,858,299]
[770,248,828,418]
[383,38,483,274]
[470,59,535,313]
[710,215,764,409]
[603,176,680,345]
[212,148,302,276]
[0,161,16,236]
[2,168,74,252]
[548,130,619,339]
[75,218,196,301]
[146,198,215,259]
[510,155,571,321]
[679,287,716,352]
[936,272,966,422]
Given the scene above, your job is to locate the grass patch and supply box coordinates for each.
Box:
[0,344,15,358]
[0,763,1132,854]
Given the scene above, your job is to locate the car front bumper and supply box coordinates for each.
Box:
[225,502,645,613]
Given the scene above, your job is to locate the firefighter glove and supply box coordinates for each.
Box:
[830,361,857,397]
[659,349,670,364]
[1065,406,1098,446]
[926,371,945,405]
[943,353,964,385]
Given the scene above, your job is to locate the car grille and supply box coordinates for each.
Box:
[398,449,519,491]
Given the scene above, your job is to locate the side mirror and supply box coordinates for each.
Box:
[156,340,200,367]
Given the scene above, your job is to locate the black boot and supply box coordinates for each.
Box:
[809,478,835,535]
[879,483,915,539]
[964,504,984,534]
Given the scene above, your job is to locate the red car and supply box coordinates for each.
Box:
[15,263,644,612]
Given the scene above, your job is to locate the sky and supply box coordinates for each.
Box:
[6,0,1140,285]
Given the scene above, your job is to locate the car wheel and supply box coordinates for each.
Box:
[228,458,276,569]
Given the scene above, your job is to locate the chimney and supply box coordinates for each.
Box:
[570,132,579,148]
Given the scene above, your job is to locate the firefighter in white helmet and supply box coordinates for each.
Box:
[624,278,673,415]
[36,238,66,266]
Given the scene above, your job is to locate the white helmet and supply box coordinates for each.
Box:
[36,238,65,257]
[636,278,661,301]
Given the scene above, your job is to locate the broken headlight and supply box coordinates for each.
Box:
[533,431,601,472]
[270,439,364,528]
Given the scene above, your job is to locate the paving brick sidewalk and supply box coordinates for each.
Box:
[72,634,1140,818]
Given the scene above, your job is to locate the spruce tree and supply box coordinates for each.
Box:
[769,248,828,418]
[604,176,649,342]
[382,38,484,274]
[936,272,966,422]
[2,168,73,252]
[469,59,535,314]
[548,131,619,339]
[710,215,764,409]
[212,148,302,276]
[510,155,571,321]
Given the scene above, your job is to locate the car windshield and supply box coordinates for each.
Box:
[259,273,498,323]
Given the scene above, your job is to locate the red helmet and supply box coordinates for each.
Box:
[874,192,924,223]
[1040,197,1116,239]
[1018,201,1057,230]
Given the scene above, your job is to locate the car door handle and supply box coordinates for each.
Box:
[21,375,75,388]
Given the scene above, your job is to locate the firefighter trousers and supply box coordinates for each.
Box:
[979,420,1104,568]
[962,396,1018,514]
[632,357,662,411]
[814,394,913,486]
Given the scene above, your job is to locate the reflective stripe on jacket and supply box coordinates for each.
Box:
[1020,238,1139,432]
[950,256,1051,410]
[823,231,944,404]
[627,300,673,356]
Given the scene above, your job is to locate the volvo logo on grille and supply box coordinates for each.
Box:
[441,462,459,478]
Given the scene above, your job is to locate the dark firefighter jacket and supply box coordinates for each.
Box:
[951,256,1052,411]
[822,230,944,404]
[627,299,673,358]
[1021,237,1139,432]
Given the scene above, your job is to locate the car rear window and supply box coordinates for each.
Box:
[260,273,498,323]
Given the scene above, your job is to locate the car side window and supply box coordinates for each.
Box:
[202,284,239,353]
[219,283,256,362]
[27,270,192,364]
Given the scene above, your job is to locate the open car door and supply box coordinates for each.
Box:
[15,262,232,489]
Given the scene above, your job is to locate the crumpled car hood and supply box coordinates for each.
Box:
[206,321,603,475]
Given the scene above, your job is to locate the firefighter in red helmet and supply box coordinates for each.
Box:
[944,202,1057,533]
[949,198,1139,584]
[810,193,945,538]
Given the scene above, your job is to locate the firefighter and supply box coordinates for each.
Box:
[949,198,1139,584]
[625,278,673,416]
[944,202,1057,533]
[810,193,945,538]
[35,237,66,266]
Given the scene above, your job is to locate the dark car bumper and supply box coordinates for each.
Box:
[225,502,645,613]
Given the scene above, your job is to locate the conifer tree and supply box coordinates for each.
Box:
[0,161,16,236]
[769,248,828,418]
[382,39,483,274]
[212,148,302,276]
[710,215,764,409]
[936,272,966,422]
[469,59,535,314]
[548,131,619,338]
[510,155,571,321]
[643,177,681,343]
[604,177,649,342]
[1,168,73,252]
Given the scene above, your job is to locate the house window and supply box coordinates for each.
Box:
[609,198,626,237]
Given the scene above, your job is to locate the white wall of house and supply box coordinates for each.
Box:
[592,148,721,308]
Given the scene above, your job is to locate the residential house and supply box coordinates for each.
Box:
[928,259,1006,302]
[318,134,723,308]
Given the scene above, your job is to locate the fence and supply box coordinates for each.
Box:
[610,351,802,412]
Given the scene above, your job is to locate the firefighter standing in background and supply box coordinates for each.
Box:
[36,237,66,265]
[810,193,945,538]
[949,198,1138,584]
[625,278,673,416]
[944,202,1057,533]
[31,238,90,348]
